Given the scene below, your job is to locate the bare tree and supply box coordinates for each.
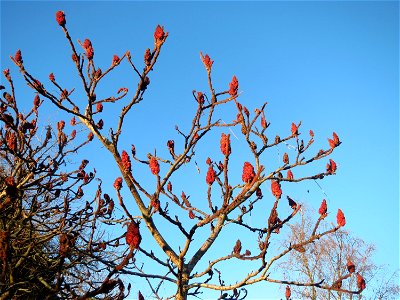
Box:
[5,10,371,300]
[368,268,400,300]
[0,69,130,298]
[281,206,399,300]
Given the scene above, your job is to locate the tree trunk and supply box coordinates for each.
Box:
[311,286,317,300]
[175,272,189,300]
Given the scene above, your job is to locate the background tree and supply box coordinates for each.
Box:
[368,269,400,300]
[5,9,374,300]
[0,71,130,299]
[280,206,399,300]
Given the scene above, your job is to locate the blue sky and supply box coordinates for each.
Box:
[1,1,399,299]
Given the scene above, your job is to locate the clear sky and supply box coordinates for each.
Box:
[1,1,399,299]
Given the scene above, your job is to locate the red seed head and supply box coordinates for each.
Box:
[14,50,23,64]
[167,181,172,193]
[86,47,94,60]
[197,91,205,105]
[283,153,289,164]
[4,176,16,188]
[233,239,242,255]
[285,285,291,300]
[330,159,337,172]
[328,138,336,149]
[291,122,298,136]
[112,55,120,65]
[151,198,160,212]
[261,116,267,129]
[167,140,175,152]
[3,68,10,78]
[271,180,282,198]
[229,75,239,96]
[242,162,255,183]
[154,25,165,40]
[319,199,327,216]
[347,259,356,273]
[356,273,366,291]
[113,177,123,191]
[33,95,41,108]
[149,157,160,175]
[326,159,337,174]
[200,52,213,71]
[83,39,92,49]
[121,150,131,172]
[56,11,66,26]
[220,133,231,156]
[333,132,340,145]
[6,131,17,151]
[57,120,65,131]
[144,48,152,66]
[96,103,103,113]
[337,209,346,227]
[206,166,216,185]
[72,53,79,62]
[126,221,141,249]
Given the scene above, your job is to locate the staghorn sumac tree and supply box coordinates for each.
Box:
[4,10,369,300]
[0,71,130,298]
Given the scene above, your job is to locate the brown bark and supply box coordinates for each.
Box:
[176,271,189,300]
